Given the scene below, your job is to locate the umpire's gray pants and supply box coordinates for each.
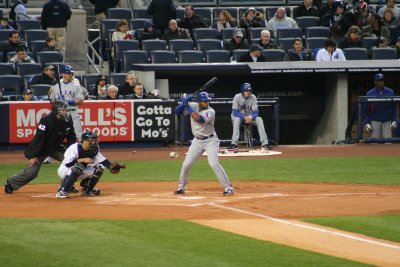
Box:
[231,116,269,146]
[7,151,64,191]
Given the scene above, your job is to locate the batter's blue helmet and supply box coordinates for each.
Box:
[196,92,211,102]
[240,83,252,92]
[61,65,74,74]
[374,73,384,81]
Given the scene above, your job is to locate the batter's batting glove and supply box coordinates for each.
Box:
[391,121,397,129]
[186,105,194,113]
[365,123,372,132]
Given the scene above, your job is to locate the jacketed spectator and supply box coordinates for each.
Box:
[163,19,191,43]
[118,71,141,96]
[340,25,363,48]
[112,19,134,42]
[0,16,14,30]
[237,44,266,62]
[21,89,38,101]
[293,0,319,19]
[94,75,107,97]
[40,0,72,57]
[9,0,29,28]
[223,29,249,56]
[105,85,119,100]
[30,64,57,85]
[8,46,34,69]
[369,37,390,57]
[382,8,400,27]
[40,37,61,53]
[239,7,263,40]
[147,0,176,34]
[361,14,391,45]
[89,0,120,22]
[214,10,237,38]
[320,0,345,32]
[315,39,346,61]
[137,20,161,44]
[266,7,298,37]
[0,30,26,62]
[378,0,400,19]
[178,5,208,39]
[319,0,335,19]
[126,83,153,99]
[284,37,314,61]
[257,30,281,50]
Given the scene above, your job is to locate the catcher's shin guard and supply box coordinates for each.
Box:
[82,164,104,195]
[59,163,84,192]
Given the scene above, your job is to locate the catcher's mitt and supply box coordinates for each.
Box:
[110,162,126,174]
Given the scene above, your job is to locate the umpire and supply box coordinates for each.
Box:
[4,100,76,194]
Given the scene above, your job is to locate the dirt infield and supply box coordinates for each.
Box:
[1,144,400,266]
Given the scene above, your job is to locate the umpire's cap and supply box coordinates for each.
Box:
[240,83,252,92]
[196,92,211,102]
[374,73,384,81]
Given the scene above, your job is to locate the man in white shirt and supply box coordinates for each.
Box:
[316,39,346,61]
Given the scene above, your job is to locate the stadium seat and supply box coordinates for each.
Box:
[306,37,328,50]
[295,16,320,29]
[176,8,184,20]
[196,39,222,52]
[371,47,397,59]
[177,50,204,63]
[232,49,249,61]
[150,50,176,63]
[82,74,105,95]
[205,50,231,63]
[192,28,218,40]
[15,63,43,76]
[16,20,41,31]
[305,26,331,38]
[36,51,63,66]
[122,50,149,72]
[30,84,51,99]
[113,40,140,72]
[0,29,13,42]
[109,73,126,87]
[133,8,152,19]
[169,39,194,52]
[277,28,303,40]
[23,29,49,49]
[141,39,167,52]
[107,8,133,20]
[129,18,147,30]
[0,75,22,96]
[362,37,378,52]
[278,38,295,51]
[0,63,15,74]
[30,40,47,54]
[343,48,368,60]
[99,19,120,60]
[23,74,34,90]
[192,7,212,26]
[263,49,285,62]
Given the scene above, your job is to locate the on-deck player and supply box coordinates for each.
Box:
[174,92,234,196]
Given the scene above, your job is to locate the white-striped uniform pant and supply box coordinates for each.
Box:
[68,109,82,141]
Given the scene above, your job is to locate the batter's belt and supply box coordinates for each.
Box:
[195,134,214,140]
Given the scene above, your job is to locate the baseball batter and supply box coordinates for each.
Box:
[50,65,84,140]
[228,82,272,149]
[174,92,234,196]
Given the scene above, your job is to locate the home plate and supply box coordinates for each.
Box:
[203,149,282,157]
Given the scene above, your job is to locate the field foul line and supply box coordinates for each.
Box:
[208,203,400,250]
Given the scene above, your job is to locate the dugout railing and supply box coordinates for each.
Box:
[357,96,400,143]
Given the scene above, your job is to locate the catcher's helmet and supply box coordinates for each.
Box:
[81,130,99,152]
[240,83,252,92]
[52,100,69,121]
[196,92,211,102]
[61,64,74,74]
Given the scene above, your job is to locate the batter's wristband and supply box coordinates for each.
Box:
[67,99,76,106]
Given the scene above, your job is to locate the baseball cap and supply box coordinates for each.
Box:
[374,73,384,81]
[333,0,345,9]
[232,29,243,38]
[44,64,55,71]
[23,89,33,95]
[247,7,256,13]
[249,44,262,52]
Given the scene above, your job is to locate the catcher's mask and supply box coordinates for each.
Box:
[81,130,99,152]
[52,100,69,122]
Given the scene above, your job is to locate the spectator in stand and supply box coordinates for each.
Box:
[8,46,34,69]
[178,5,208,39]
[320,0,345,31]
[21,89,38,101]
[137,20,161,44]
[223,29,249,56]
[105,85,119,100]
[94,75,107,97]
[293,0,319,19]
[111,19,134,58]
[89,0,120,22]
[378,0,400,19]
[163,19,191,43]
[341,25,363,48]
[382,8,400,27]
[239,7,263,41]
[0,30,26,62]
[30,64,57,85]
[40,0,72,58]
[257,29,281,49]
[364,73,398,139]
[237,44,266,62]
[316,39,346,61]
[284,37,314,61]
[0,16,14,30]
[118,71,144,96]
[368,37,390,57]
[214,10,237,38]
[9,0,29,28]
[147,0,176,35]
[41,37,61,53]
[319,0,335,20]
[126,83,153,99]
[266,7,298,37]
[361,14,391,45]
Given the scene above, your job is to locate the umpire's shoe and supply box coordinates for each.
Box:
[174,188,185,195]
[4,180,14,194]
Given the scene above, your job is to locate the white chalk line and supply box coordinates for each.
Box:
[207,203,400,250]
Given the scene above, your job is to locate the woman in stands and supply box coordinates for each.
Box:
[341,26,363,48]
[214,10,237,37]
[382,8,399,28]
[361,13,391,44]
[112,19,134,42]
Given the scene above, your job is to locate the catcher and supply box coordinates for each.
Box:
[56,130,125,198]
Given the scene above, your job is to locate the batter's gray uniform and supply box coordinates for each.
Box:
[177,102,234,193]
[231,93,269,147]
[50,79,84,140]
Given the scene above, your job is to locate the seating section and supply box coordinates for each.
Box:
[107,8,133,21]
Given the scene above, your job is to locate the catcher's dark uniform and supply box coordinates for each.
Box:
[6,112,76,192]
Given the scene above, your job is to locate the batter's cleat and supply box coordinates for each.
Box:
[56,190,68,198]
[228,144,238,149]
[174,188,185,195]
[261,143,273,150]
[81,188,101,196]
[223,188,234,196]
[4,180,14,194]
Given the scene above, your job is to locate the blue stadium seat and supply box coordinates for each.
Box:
[99,19,120,60]
[109,73,126,87]
[141,39,167,52]
[107,8,133,20]
[238,7,264,20]
[295,16,320,30]
[178,50,204,63]
[362,37,378,52]
[122,50,149,71]
[263,49,285,62]
[129,18,147,30]
[0,29,13,42]
[213,7,238,21]
[113,40,140,72]
[232,49,249,61]
[36,51,63,66]
[306,37,328,50]
[0,75,22,96]
[134,8,152,19]
[30,40,47,54]
[150,50,176,63]
[305,26,331,38]
[196,39,222,52]
[278,38,295,51]
[82,74,106,95]
[30,84,51,99]
[16,20,41,31]
[265,7,290,21]
[220,28,245,40]
[16,63,43,76]
[23,29,49,49]
[169,39,194,52]
[193,28,218,40]
[343,48,367,60]
[0,63,15,74]
[277,28,303,40]
[371,47,397,59]
[205,50,231,63]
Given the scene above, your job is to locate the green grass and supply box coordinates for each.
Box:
[0,218,370,267]
[303,214,400,243]
[1,156,399,185]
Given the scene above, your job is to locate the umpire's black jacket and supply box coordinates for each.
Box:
[24,112,76,159]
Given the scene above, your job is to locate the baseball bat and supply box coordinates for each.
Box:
[191,77,218,97]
